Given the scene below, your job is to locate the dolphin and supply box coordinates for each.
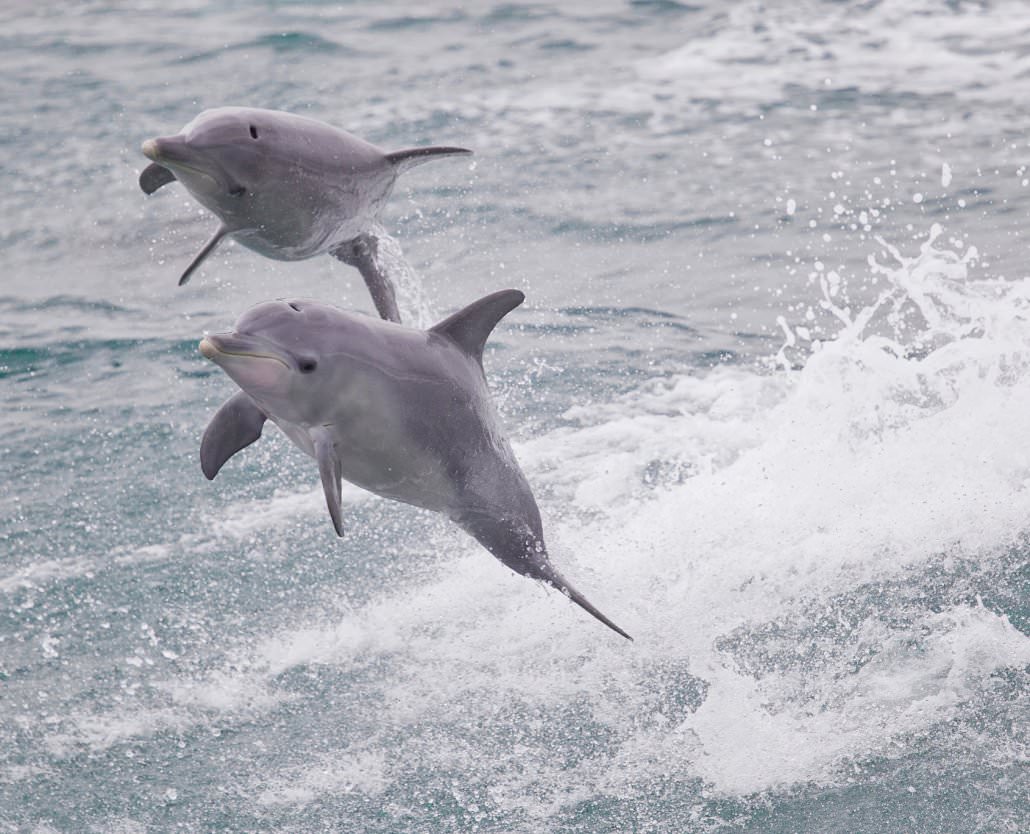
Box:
[197,290,632,640]
[139,106,471,323]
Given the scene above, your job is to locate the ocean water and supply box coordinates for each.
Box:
[2,1,1029,831]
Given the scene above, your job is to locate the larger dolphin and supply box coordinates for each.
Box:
[139,107,471,323]
[197,290,632,640]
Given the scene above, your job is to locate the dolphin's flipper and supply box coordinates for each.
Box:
[330,234,401,324]
[430,289,525,365]
[180,224,230,286]
[139,162,177,195]
[200,391,267,480]
[385,146,472,175]
[311,426,344,537]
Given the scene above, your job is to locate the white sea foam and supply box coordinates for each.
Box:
[207,486,365,541]
[256,748,389,806]
[684,604,1030,794]
[0,556,97,593]
[45,707,190,756]
[0,763,52,785]
[517,368,787,510]
[163,669,288,714]
[637,0,1030,108]
[0,544,170,594]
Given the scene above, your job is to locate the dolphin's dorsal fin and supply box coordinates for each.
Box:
[200,391,267,479]
[429,289,525,363]
[384,146,472,174]
[139,162,176,195]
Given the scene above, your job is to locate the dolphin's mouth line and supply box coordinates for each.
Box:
[218,350,289,367]
[165,158,246,196]
[162,159,228,190]
[170,161,213,178]
[142,142,209,179]
[199,336,290,368]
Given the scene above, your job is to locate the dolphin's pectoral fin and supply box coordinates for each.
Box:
[384,145,473,174]
[180,224,230,287]
[429,290,526,365]
[311,427,344,537]
[200,391,267,480]
[454,510,632,640]
[139,162,177,195]
[331,235,401,324]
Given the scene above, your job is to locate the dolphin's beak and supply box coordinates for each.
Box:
[141,135,237,196]
[198,336,219,359]
[141,135,192,165]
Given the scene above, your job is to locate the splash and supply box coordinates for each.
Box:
[593,225,1030,794]
[367,222,435,327]
[778,223,1004,359]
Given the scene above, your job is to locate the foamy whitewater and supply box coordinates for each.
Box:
[2,2,1028,832]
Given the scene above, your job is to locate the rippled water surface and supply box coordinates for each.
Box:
[2,2,1029,832]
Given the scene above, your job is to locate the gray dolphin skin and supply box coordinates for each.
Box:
[197,290,632,640]
[139,106,471,323]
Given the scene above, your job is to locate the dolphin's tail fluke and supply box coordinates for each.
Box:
[454,509,633,640]
[539,565,634,642]
[331,233,402,323]
[385,146,473,174]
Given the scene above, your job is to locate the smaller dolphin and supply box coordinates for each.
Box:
[197,291,632,640]
[140,107,471,323]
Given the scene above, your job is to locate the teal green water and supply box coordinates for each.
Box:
[2,2,1028,832]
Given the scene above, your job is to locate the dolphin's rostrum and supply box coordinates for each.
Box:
[197,291,632,640]
[140,106,471,323]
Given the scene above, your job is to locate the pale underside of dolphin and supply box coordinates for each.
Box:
[139,106,471,323]
[196,290,632,640]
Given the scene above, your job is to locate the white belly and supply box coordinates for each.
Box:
[272,415,456,513]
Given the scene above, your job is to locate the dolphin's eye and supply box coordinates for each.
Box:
[249,125,259,139]
[298,359,317,374]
